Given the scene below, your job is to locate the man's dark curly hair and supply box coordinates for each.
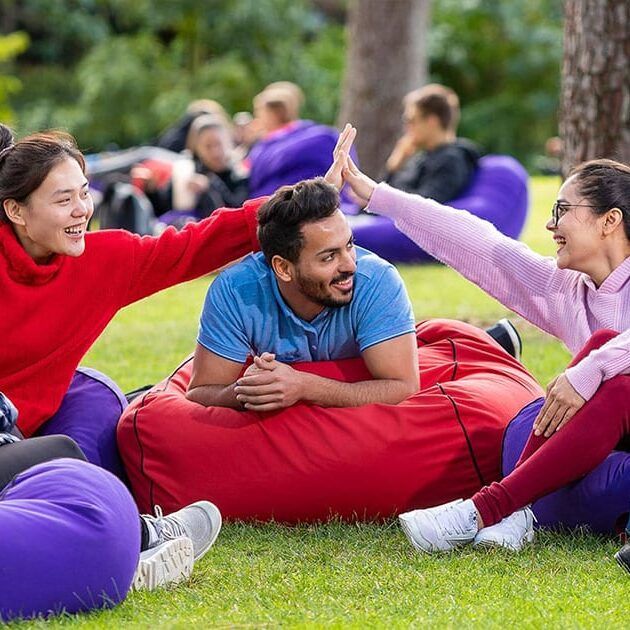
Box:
[257,177,340,264]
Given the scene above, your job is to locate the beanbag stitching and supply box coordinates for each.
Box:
[131,356,194,509]
[436,381,486,486]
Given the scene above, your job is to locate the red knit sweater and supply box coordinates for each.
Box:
[0,199,262,436]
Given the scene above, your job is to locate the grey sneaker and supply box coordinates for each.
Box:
[398,499,478,553]
[143,501,222,561]
[132,537,194,591]
[485,318,522,361]
[473,507,535,551]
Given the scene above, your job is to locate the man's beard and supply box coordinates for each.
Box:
[295,269,354,308]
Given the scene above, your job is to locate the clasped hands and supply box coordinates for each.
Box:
[234,353,305,412]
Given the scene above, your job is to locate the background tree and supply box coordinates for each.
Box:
[560,0,630,175]
[337,0,430,178]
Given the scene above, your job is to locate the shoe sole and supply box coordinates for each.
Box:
[497,318,522,362]
[614,551,630,575]
[132,537,194,591]
[191,501,222,561]
[399,513,473,554]
[472,529,535,552]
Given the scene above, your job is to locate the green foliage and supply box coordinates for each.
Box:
[8,0,563,165]
[0,31,29,124]
[431,0,563,167]
[10,0,344,150]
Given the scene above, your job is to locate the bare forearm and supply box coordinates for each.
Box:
[300,372,417,407]
[186,383,241,409]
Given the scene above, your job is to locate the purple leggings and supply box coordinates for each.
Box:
[35,368,128,480]
[0,458,139,621]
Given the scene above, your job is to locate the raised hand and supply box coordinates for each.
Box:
[343,155,377,207]
[324,123,357,191]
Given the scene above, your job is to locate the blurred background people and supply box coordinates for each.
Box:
[384,84,481,204]
[247,82,357,213]
[138,115,248,227]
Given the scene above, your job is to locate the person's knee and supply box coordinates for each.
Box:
[41,435,88,462]
[596,375,630,405]
[584,329,618,352]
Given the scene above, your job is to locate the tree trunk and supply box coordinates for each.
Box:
[560,0,630,177]
[337,0,430,178]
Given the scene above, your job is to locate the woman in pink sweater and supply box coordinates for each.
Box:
[338,131,629,554]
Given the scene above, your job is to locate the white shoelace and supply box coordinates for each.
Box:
[146,505,188,542]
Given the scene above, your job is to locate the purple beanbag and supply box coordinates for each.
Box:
[349,154,529,263]
[248,120,358,213]
[502,398,630,535]
[37,368,128,479]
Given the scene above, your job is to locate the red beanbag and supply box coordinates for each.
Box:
[118,319,543,521]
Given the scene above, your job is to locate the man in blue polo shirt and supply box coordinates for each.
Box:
[186,177,418,411]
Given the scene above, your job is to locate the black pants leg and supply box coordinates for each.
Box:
[0,436,87,491]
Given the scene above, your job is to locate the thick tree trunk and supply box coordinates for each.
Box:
[337,0,430,178]
[560,0,630,176]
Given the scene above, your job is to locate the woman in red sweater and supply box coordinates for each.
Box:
[0,124,262,476]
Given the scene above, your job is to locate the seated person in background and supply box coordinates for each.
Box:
[385,84,481,204]
[186,177,419,411]
[247,82,358,212]
[156,98,231,153]
[143,115,249,223]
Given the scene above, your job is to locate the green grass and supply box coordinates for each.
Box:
[16,176,630,628]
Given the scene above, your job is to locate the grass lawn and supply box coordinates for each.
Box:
[17,177,629,628]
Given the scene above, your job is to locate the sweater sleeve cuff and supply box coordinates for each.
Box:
[365,183,416,222]
[564,360,601,402]
[243,196,268,252]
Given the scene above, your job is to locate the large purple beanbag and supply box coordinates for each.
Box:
[0,459,139,621]
[248,120,358,213]
[349,155,529,263]
[502,398,630,534]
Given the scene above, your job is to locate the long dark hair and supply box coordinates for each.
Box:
[0,124,86,222]
[569,159,630,240]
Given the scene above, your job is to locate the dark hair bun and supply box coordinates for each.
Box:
[0,124,14,152]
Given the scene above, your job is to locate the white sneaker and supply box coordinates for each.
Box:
[142,501,222,561]
[472,507,535,551]
[398,499,479,553]
[132,537,194,591]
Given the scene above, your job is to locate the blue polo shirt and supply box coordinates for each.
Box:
[197,247,415,364]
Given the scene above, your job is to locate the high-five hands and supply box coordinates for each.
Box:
[235,353,305,412]
[324,123,357,191]
[324,123,378,207]
[533,372,586,437]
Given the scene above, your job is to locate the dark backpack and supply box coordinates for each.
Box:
[98,182,156,235]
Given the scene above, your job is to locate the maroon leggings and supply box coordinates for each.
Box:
[473,329,630,527]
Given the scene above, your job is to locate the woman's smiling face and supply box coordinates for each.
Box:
[546,175,606,276]
[9,157,93,262]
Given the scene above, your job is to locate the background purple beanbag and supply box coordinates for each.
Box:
[348,154,529,263]
[502,398,630,534]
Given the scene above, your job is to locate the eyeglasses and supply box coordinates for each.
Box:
[550,201,603,228]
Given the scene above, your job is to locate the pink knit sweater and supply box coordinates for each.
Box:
[367,183,630,400]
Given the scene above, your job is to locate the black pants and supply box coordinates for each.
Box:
[0,436,87,491]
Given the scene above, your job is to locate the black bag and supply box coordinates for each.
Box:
[98,182,156,235]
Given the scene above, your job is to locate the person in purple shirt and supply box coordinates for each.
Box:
[337,127,630,566]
